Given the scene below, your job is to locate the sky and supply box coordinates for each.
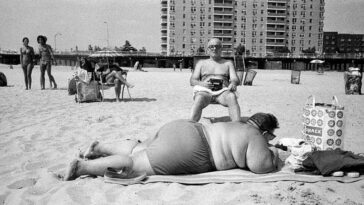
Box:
[0,0,364,52]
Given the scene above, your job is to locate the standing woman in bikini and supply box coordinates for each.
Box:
[37,35,57,89]
[20,37,35,90]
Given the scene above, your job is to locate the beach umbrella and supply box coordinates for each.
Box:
[89,49,123,59]
[310,59,325,64]
[89,49,123,68]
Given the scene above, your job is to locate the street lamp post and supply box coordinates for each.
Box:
[104,21,109,48]
[54,32,62,52]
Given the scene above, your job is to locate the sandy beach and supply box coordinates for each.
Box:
[0,63,363,204]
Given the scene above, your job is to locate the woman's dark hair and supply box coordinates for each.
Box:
[248,113,279,132]
[37,35,47,43]
[22,37,29,43]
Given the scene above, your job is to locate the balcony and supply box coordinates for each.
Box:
[267,5,286,10]
[267,0,287,2]
[213,17,233,22]
[266,26,285,31]
[213,33,233,37]
[266,41,285,46]
[213,26,233,30]
[267,11,287,17]
[267,34,286,38]
[213,3,234,8]
[267,19,286,24]
[213,10,234,15]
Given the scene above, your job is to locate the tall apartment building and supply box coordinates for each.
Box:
[160,0,325,56]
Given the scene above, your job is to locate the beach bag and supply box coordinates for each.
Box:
[302,96,345,151]
[75,81,102,103]
[68,78,77,95]
[0,72,7,87]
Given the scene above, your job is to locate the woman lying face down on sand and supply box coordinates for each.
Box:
[64,113,280,180]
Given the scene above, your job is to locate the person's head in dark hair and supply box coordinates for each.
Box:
[22,37,29,46]
[248,113,279,141]
[22,37,29,43]
[37,35,47,44]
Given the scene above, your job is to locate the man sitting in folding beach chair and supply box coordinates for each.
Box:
[96,61,134,102]
[190,38,241,122]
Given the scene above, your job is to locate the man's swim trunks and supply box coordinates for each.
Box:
[146,119,216,175]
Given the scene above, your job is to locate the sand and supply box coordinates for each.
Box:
[0,64,363,205]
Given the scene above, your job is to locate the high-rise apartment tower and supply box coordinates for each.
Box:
[160,0,325,56]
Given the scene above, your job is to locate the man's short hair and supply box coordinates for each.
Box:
[248,113,279,132]
[207,38,222,47]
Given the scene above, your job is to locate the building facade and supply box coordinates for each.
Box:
[160,0,325,56]
[323,32,364,54]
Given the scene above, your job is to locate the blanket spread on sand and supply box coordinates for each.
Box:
[105,168,364,185]
[139,169,364,185]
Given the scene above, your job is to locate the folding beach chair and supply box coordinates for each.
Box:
[99,70,132,101]
[234,55,245,86]
[243,70,257,86]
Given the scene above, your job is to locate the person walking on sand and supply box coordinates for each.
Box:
[20,37,35,90]
[64,113,279,180]
[190,38,241,122]
[37,35,57,89]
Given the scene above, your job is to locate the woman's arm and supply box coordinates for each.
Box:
[31,47,35,64]
[19,48,23,65]
[48,45,56,64]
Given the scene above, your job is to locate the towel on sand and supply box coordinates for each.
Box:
[193,85,238,98]
[104,168,364,185]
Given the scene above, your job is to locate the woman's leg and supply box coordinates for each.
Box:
[21,64,28,90]
[26,64,33,89]
[81,139,140,159]
[46,63,57,88]
[114,79,122,102]
[105,71,134,88]
[40,64,46,90]
[64,155,133,180]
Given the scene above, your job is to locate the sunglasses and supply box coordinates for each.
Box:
[262,130,277,140]
[208,45,222,49]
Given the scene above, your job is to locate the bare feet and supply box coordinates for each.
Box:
[64,159,80,181]
[80,141,100,160]
[53,82,57,89]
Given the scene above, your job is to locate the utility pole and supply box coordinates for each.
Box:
[54,32,62,51]
[104,21,109,48]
